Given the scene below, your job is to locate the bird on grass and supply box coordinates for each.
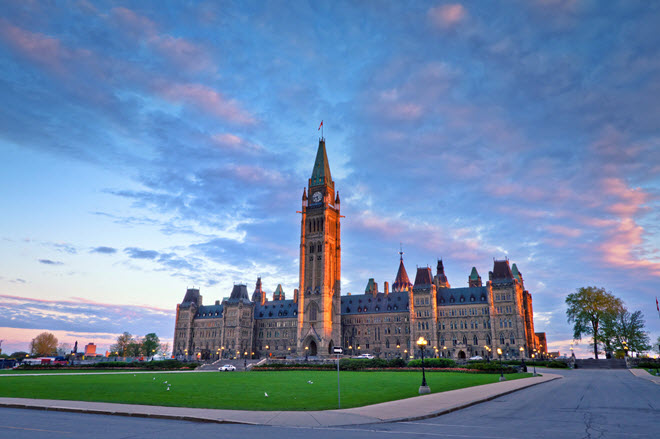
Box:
[307,380,313,384]
[264,392,268,397]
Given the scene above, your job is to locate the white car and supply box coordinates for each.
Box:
[355,354,374,359]
[219,364,236,371]
[469,356,484,361]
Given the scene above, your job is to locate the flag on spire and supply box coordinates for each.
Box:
[656,296,659,318]
[318,120,323,130]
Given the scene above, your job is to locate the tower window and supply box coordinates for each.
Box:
[317,244,322,252]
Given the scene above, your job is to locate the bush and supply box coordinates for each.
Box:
[407,358,456,368]
[546,361,569,368]
[463,362,517,374]
[637,361,660,369]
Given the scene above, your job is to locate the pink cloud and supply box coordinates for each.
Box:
[156,82,255,125]
[546,224,582,238]
[211,133,263,153]
[112,7,213,73]
[229,165,284,185]
[111,7,157,37]
[0,19,71,73]
[428,4,467,29]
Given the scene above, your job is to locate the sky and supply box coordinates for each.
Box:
[1,0,660,358]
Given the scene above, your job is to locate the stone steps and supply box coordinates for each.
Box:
[575,359,627,369]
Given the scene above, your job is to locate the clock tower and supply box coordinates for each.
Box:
[297,137,341,357]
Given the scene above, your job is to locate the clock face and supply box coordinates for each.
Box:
[312,191,323,203]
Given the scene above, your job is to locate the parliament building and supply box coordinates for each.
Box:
[173,138,546,361]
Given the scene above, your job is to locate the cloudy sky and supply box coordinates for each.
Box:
[1,1,659,357]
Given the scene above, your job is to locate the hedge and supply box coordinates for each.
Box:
[15,360,199,371]
[406,358,456,368]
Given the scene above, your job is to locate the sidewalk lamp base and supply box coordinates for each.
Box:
[418,385,431,394]
[499,376,507,382]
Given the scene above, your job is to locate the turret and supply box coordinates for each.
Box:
[468,267,482,287]
[435,259,450,288]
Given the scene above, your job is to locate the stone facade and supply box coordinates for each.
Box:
[173,138,544,360]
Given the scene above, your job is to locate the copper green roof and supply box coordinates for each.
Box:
[512,263,521,281]
[311,139,332,186]
[469,267,480,279]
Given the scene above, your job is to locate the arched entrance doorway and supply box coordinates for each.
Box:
[328,340,334,355]
[458,350,466,359]
[309,340,317,356]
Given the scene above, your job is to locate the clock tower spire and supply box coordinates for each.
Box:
[297,137,341,358]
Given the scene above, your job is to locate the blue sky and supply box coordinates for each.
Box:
[1,1,659,357]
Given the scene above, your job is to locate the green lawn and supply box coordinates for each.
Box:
[0,370,532,410]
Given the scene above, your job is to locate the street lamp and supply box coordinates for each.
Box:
[520,346,526,372]
[531,353,537,376]
[305,346,309,362]
[417,336,430,394]
[442,346,447,358]
[349,345,353,356]
[497,347,506,381]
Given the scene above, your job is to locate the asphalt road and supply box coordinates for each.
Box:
[0,368,658,439]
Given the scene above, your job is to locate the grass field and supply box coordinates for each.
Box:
[0,370,532,410]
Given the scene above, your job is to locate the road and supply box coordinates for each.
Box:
[0,368,658,438]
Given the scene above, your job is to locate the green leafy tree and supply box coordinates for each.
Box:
[141,333,160,357]
[11,351,29,358]
[654,336,660,355]
[30,332,58,356]
[566,286,623,359]
[110,332,134,356]
[601,308,651,356]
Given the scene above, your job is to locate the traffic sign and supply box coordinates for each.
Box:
[333,347,343,354]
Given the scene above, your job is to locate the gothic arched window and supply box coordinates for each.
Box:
[309,302,318,321]
[500,333,505,344]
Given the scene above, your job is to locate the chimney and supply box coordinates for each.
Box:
[293,288,299,303]
[215,300,220,305]
[384,281,389,295]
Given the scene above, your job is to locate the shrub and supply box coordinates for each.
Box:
[546,361,569,368]
[637,361,660,369]
[463,362,517,373]
[407,358,456,368]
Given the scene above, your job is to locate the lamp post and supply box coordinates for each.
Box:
[417,336,430,394]
[497,347,506,381]
[305,346,309,362]
[396,344,400,359]
[349,345,353,357]
[443,346,447,358]
[531,353,537,376]
[520,346,526,372]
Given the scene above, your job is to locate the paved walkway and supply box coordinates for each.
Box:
[0,373,560,427]
[630,367,660,384]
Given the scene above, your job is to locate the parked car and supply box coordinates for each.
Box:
[219,364,236,371]
[469,355,484,361]
[355,354,374,359]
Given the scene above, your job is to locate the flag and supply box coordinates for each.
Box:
[318,120,323,130]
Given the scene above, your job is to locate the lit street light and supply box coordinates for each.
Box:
[520,346,526,372]
[497,347,506,381]
[417,336,430,394]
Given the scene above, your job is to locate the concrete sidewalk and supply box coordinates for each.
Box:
[629,368,660,384]
[0,373,560,427]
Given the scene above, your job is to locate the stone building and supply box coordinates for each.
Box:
[173,138,545,360]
